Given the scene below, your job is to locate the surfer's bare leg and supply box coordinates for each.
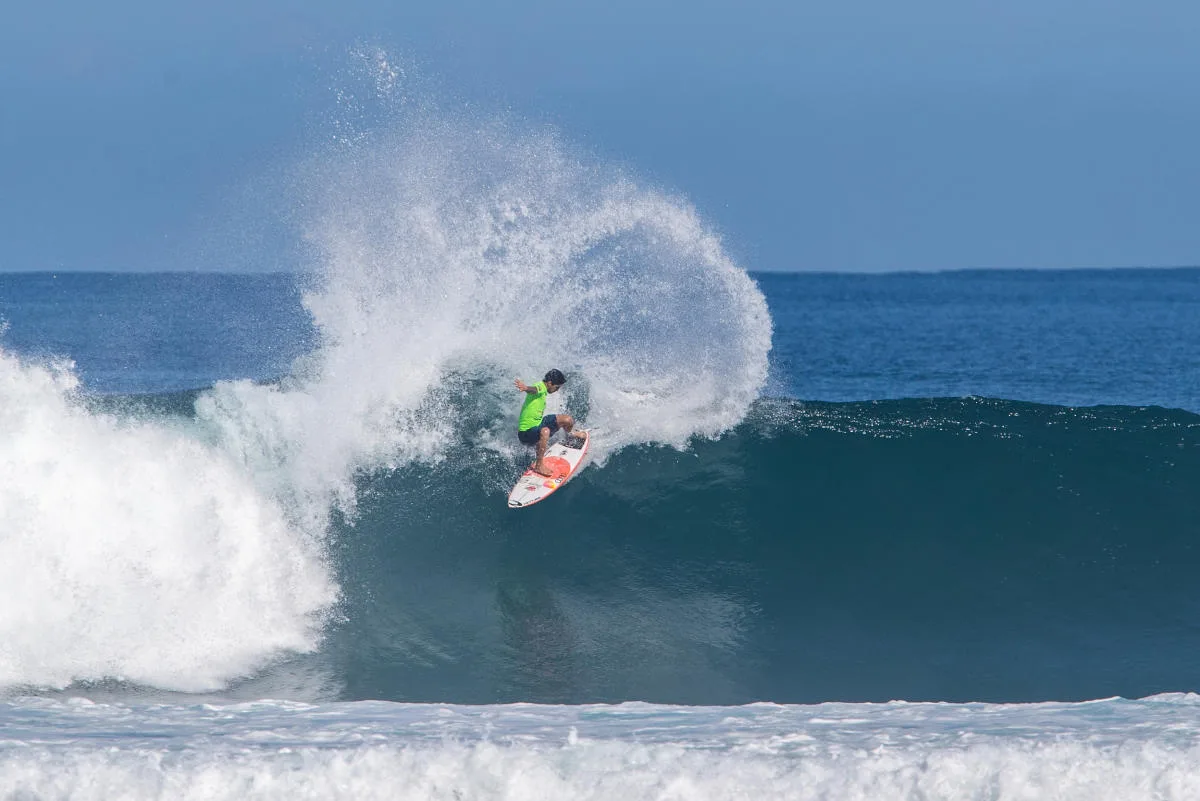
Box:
[532,427,554,476]
[531,416,584,475]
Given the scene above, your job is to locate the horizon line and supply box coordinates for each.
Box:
[1,264,1198,277]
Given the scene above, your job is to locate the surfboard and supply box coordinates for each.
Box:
[507,430,589,508]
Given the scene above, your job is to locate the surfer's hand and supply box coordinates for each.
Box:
[514,379,528,392]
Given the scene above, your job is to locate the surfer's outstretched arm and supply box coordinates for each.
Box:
[514,379,539,394]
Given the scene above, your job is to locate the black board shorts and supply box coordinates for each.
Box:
[517,415,559,444]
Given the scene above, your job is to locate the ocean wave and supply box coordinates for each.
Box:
[6,360,1198,703]
[304,396,1200,705]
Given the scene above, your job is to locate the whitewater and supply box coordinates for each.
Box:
[5,696,1200,800]
[3,53,1200,799]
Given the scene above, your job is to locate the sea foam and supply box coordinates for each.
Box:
[0,350,335,691]
[3,696,1200,801]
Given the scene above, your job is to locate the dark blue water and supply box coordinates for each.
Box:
[0,272,316,394]
[762,269,1200,411]
[5,269,1197,410]
[2,268,1199,704]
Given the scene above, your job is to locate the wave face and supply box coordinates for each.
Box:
[311,397,1200,704]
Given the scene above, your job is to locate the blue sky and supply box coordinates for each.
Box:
[2,0,1198,272]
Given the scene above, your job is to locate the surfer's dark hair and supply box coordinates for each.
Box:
[544,369,567,386]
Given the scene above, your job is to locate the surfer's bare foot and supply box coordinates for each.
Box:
[532,462,554,477]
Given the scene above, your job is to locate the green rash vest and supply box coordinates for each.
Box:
[518,381,549,431]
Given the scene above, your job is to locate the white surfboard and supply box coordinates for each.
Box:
[507,431,590,508]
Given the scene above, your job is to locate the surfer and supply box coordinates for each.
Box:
[515,369,582,476]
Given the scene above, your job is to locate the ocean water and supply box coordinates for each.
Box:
[2,64,1199,796]
[1,264,1199,799]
